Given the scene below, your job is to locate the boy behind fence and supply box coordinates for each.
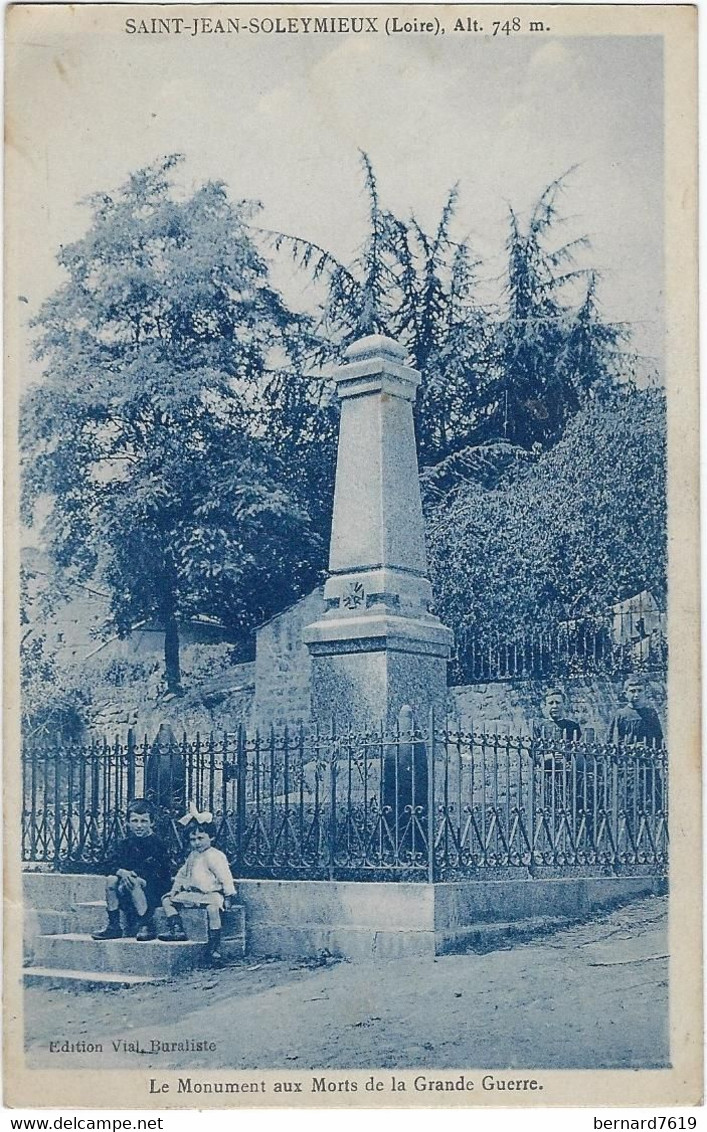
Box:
[92,798,172,941]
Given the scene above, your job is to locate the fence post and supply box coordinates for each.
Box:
[283,724,290,865]
[611,751,620,870]
[236,724,247,874]
[427,707,436,883]
[328,717,337,881]
[126,728,136,803]
[207,733,216,816]
[28,744,38,861]
[66,742,75,863]
[53,739,62,870]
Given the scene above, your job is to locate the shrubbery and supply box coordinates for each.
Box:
[427,389,666,637]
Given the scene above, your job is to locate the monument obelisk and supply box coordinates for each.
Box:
[303,334,453,728]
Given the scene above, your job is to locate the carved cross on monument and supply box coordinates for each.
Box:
[303,334,453,728]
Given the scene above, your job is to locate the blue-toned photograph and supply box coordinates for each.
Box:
[7,8,695,1106]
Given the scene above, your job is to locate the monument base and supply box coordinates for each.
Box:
[237,875,666,961]
[305,611,451,728]
[309,647,448,730]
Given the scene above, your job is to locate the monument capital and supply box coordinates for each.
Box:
[332,334,421,403]
[344,333,407,363]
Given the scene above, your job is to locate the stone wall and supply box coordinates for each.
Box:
[253,588,325,727]
[91,657,255,739]
[448,674,667,739]
[251,588,667,737]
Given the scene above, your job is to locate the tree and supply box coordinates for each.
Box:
[487,173,627,448]
[272,159,629,479]
[22,156,322,693]
[270,154,496,469]
[259,358,339,563]
[271,152,398,348]
[387,191,495,467]
[277,164,496,467]
[426,388,667,640]
[99,416,319,688]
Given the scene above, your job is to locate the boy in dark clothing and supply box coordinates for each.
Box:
[538,688,582,742]
[607,675,665,817]
[92,799,172,942]
[608,676,664,747]
[535,689,585,820]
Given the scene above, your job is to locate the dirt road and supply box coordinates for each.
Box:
[23,896,668,1071]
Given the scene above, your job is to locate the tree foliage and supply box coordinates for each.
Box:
[426,389,667,639]
[273,157,633,471]
[486,174,629,448]
[20,565,92,741]
[22,156,323,692]
[272,155,493,468]
[22,153,663,704]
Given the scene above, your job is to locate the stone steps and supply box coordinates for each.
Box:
[23,966,166,990]
[73,901,246,943]
[24,871,106,906]
[25,898,246,946]
[23,871,247,986]
[32,909,68,935]
[30,933,213,977]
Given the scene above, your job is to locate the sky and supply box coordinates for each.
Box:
[7,9,664,378]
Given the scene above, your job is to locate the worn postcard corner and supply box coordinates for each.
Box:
[3,2,701,1111]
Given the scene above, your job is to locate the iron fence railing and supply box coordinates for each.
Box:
[452,605,667,685]
[21,720,667,881]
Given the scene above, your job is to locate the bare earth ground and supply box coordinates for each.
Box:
[22,896,668,1071]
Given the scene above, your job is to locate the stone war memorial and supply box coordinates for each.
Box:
[21,333,667,977]
[304,334,453,728]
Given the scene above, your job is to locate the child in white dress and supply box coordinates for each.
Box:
[159,813,236,966]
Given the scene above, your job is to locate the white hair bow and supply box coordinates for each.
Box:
[177,801,213,827]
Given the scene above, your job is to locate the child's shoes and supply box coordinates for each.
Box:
[158,915,188,942]
[135,915,157,941]
[92,910,122,940]
[207,927,225,967]
[122,910,138,938]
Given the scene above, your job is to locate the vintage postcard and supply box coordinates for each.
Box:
[4,2,700,1110]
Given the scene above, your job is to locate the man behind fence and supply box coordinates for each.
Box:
[608,676,665,821]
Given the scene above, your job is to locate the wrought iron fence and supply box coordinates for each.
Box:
[452,604,668,685]
[22,720,668,881]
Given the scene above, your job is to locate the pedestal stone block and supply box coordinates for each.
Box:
[308,642,449,730]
